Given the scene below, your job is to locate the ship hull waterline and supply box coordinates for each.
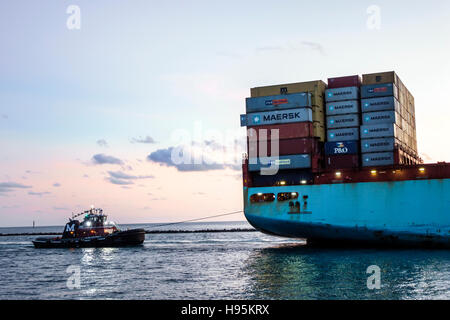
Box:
[244,178,450,248]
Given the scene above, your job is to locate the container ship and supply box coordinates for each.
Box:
[241,71,450,247]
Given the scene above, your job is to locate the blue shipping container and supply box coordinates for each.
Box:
[246,93,312,113]
[361,96,401,113]
[327,127,360,142]
[324,141,359,155]
[241,108,312,127]
[362,111,402,128]
[325,87,359,102]
[361,83,398,99]
[360,123,401,139]
[361,137,399,153]
[362,152,395,167]
[326,100,360,116]
[327,114,360,129]
[248,154,311,172]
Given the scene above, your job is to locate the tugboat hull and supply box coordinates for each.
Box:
[33,229,146,248]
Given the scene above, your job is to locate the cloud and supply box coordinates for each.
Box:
[226,163,242,171]
[420,153,433,161]
[203,140,225,151]
[53,183,61,187]
[106,171,154,186]
[108,177,134,185]
[151,197,166,201]
[108,171,154,180]
[301,41,325,55]
[0,182,32,193]
[53,207,68,211]
[131,136,156,144]
[25,170,40,174]
[28,191,51,196]
[108,171,136,180]
[147,147,227,172]
[97,139,108,147]
[92,154,123,165]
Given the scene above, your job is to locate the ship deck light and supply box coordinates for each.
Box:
[419,167,426,173]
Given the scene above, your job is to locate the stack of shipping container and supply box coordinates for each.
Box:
[242,71,421,187]
[360,71,419,166]
[324,76,361,169]
[241,81,327,186]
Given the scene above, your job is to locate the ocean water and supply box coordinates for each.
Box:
[0,221,449,300]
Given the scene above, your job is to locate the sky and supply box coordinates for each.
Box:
[1,0,450,227]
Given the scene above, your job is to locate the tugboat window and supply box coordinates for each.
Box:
[277,192,299,201]
[250,193,275,203]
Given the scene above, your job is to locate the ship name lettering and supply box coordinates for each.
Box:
[371,115,391,120]
[335,104,352,109]
[370,128,389,132]
[372,142,389,147]
[372,101,389,106]
[263,112,300,122]
[335,118,355,123]
[333,90,352,96]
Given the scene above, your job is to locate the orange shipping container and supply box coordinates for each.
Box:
[250,80,327,107]
[362,71,400,86]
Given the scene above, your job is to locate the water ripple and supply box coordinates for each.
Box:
[0,222,449,299]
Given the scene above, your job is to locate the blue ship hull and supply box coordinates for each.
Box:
[244,178,450,247]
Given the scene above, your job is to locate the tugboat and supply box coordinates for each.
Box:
[32,207,146,248]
